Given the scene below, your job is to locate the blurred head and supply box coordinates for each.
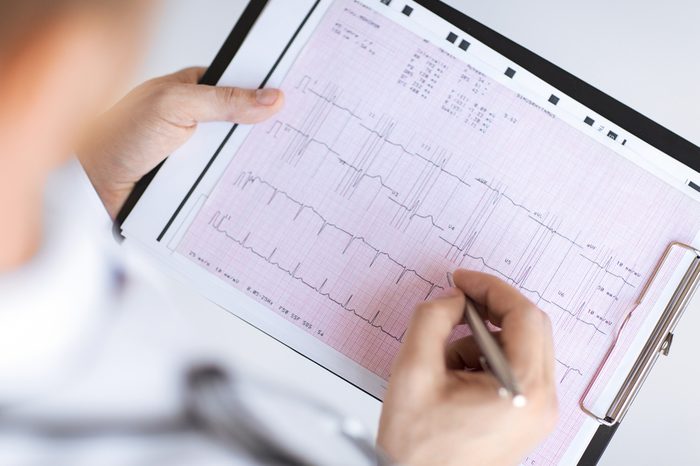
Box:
[0,0,157,271]
[0,0,157,172]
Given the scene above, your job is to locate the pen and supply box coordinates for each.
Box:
[446,272,527,408]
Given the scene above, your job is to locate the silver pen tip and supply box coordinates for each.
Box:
[498,388,528,408]
[512,394,528,408]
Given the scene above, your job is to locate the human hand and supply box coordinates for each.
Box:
[378,269,558,466]
[78,67,284,219]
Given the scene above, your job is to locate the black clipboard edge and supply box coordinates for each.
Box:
[578,423,619,466]
[113,0,271,239]
[415,0,700,173]
[116,0,700,237]
[154,0,321,243]
[111,1,697,462]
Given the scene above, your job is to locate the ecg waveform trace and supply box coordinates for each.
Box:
[176,1,700,464]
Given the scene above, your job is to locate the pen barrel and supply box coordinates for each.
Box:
[463,299,522,397]
[446,272,522,398]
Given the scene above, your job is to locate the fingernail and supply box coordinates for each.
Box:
[256,88,280,106]
[434,287,461,299]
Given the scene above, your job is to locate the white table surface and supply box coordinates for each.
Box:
[132,1,700,464]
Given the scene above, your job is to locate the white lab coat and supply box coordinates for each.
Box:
[0,161,380,466]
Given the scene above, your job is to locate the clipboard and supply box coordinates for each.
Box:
[117,1,700,463]
[577,242,700,465]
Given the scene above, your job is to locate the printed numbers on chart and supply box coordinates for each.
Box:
[281,306,320,334]
[280,307,316,331]
[398,49,447,99]
[504,112,518,124]
[188,251,211,268]
[331,22,377,55]
[587,309,614,327]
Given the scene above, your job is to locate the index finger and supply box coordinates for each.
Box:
[392,288,466,382]
[452,269,551,383]
[452,269,534,326]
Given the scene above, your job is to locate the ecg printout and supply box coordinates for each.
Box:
[175,1,700,463]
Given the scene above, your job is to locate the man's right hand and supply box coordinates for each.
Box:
[378,269,558,466]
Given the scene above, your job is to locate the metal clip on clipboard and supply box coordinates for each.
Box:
[579,241,700,427]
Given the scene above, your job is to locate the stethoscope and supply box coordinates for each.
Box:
[0,364,394,466]
[186,365,394,465]
[0,250,395,465]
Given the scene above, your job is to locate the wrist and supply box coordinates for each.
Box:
[96,183,133,220]
[79,155,133,220]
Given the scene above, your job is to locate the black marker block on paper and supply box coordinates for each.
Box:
[459,39,470,51]
[689,181,700,193]
[380,0,392,5]
[548,95,560,105]
[446,32,458,43]
[402,5,413,16]
[505,67,516,78]
[607,131,618,141]
[584,116,595,126]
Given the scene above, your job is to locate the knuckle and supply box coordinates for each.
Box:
[528,386,559,429]
[524,302,543,318]
[392,354,430,384]
[148,84,169,103]
[147,83,198,125]
[220,86,245,104]
[539,307,553,327]
[541,394,559,431]
[218,87,249,119]
[179,66,204,82]
[518,371,546,397]
[414,300,437,316]
[521,303,548,327]
[150,88,175,114]
[151,83,180,108]
[413,299,451,324]
[396,364,426,384]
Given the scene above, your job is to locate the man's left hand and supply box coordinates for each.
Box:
[78,67,284,219]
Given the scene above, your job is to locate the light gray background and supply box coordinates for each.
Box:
[134,1,700,464]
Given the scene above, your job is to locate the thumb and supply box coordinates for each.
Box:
[172,83,285,126]
[393,287,466,380]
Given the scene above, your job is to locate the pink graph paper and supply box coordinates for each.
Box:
[176,1,700,463]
